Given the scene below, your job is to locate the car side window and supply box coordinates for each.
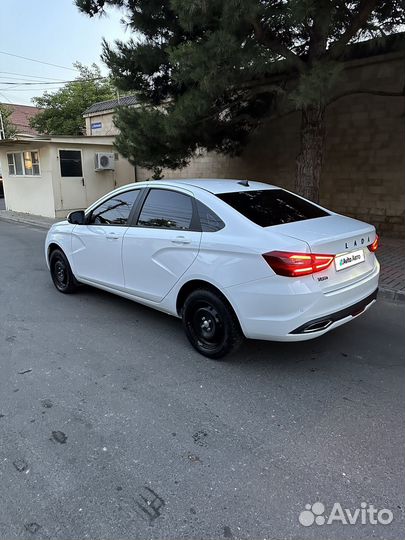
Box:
[137,189,193,230]
[88,190,140,226]
[196,200,225,232]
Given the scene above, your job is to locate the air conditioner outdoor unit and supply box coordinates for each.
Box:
[95,152,115,171]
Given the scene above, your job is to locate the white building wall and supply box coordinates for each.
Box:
[85,112,119,136]
[114,154,136,188]
[51,143,136,217]
[0,144,56,217]
[0,140,137,218]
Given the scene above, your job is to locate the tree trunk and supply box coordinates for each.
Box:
[295,105,325,203]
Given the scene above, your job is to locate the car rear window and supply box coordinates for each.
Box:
[217,189,329,227]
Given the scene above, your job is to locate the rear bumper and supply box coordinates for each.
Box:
[225,260,380,341]
[289,288,378,334]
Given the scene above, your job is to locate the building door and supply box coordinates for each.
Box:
[58,149,88,211]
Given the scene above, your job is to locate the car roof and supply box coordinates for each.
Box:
[138,178,280,194]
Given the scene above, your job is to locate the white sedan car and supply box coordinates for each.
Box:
[45,179,379,359]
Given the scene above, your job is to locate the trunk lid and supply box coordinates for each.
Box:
[270,215,377,292]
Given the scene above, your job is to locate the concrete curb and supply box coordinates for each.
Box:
[378,287,405,304]
[0,213,57,230]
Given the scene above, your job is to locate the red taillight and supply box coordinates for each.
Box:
[262,251,334,277]
[367,234,379,252]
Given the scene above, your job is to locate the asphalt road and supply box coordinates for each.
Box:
[0,220,404,540]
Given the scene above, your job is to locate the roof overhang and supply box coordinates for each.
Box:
[0,134,115,146]
[83,109,115,118]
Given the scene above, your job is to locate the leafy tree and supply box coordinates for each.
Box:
[0,104,17,139]
[76,0,405,200]
[30,63,116,136]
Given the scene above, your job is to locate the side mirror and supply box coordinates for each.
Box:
[67,210,86,225]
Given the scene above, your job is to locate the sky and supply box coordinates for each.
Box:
[0,0,129,106]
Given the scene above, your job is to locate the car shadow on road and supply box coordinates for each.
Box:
[76,284,366,374]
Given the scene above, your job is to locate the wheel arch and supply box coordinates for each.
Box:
[47,242,64,263]
[176,280,242,329]
[47,242,75,273]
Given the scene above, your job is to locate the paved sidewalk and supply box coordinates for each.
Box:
[0,209,60,229]
[377,236,405,302]
[0,208,404,302]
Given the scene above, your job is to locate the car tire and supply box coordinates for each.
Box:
[182,289,244,359]
[49,249,78,294]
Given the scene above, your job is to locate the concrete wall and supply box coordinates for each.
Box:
[135,51,405,237]
[321,53,404,237]
[0,144,57,217]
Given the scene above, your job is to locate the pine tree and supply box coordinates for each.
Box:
[76,0,405,200]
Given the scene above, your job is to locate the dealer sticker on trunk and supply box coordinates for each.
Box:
[335,249,365,271]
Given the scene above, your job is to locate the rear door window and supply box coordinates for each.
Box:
[137,189,194,230]
[217,189,329,227]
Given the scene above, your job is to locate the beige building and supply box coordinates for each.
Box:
[0,134,135,218]
[83,95,137,136]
